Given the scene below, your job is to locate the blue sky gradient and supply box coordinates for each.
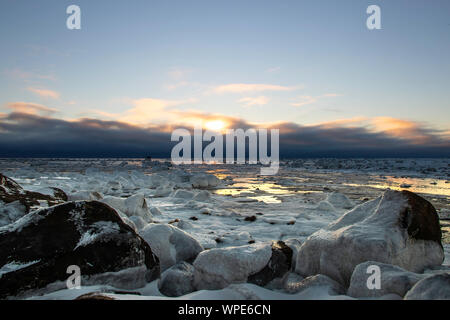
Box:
[0,1,449,157]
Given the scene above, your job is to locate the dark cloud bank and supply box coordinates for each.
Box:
[0,113,448,158]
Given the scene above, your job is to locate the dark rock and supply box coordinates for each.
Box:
[244,215,257,222]
[0,200,159,299]
[248,241,293,287]
[400,191,442,246]
[0,173,67,224]
[75,293,116,300]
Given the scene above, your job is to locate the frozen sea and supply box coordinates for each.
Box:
[0,157,449,300]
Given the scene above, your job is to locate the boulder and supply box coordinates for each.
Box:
[326,192,354,210]
[68,190,103,201]
[139,223,203,271]
[158,262,195,297]
[0,201,159,298]
[404,274,450,300]
[193,190,211,202]
[193,241,292,290]
[248,241,293,287]
[100,194,152,222]
[347,261,425,298]
[296,190,444,286]
[0,173,67,226]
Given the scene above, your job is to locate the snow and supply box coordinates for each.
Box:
[0,260,40,278]
[0,157,448,300]
[193,242,273,290]
[75,221,121,249]
[139,223,204,272]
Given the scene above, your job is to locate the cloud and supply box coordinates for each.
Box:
[238,96,269,107]
[0,111,448,158]
[28,87,60,99]
[168,67,192,81]
[6,102,58,116]
[89,98,198,125]
[370,117,437,145]
[291,95,318,107]
[212,83,295,94]
[291,93,343,107]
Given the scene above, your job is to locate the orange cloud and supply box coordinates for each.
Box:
[370,117,434,144]
[6,102,58,116]
[238,96,269,107]
[28,87,60,99]
[212,83,295,94]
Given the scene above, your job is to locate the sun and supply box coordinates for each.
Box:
[204,120,226,132]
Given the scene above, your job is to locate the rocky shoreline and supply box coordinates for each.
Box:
[1,171,449,300]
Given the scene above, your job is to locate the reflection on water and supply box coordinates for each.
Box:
[214,178,292,204]
[345,176,450,197]
[210,167,450,205]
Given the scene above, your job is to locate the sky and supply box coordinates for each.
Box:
[0,0,449,158]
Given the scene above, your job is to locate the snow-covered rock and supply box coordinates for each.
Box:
[149,206,162,216]
[193,241,292,290]
[128,215,147,231]
[158,262,195,297]
[404,274,450,300]
[326,192,354,210]
[172,189,194,200]
[101,194,152,222]
[193,190,211,202]
[0,201,159,298]
[68,190,103,201]
[139,224,203,272]
[347,261,425,298]
[0,173,67,226]
[296,190,444,286]
[190,174,221,188]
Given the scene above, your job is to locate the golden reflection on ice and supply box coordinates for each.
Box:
[345,176,450,197]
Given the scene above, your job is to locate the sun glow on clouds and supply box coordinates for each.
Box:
[204,120,226,132]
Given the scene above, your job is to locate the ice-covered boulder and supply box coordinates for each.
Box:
[326,192,354,210]
[404,274,450,300]
[128,215,147,230]
[193,190,211,202]
[0,201,160,298]
[68,190,103,201]
[296,190,444,286]
[149,206,162,216]
[347,261,425,298]
[101,194,152,222]
[153,185,173,197]
[193,241,292,290]
[190,174,221,188]
[172,189,194,200]
[158,262,195,297]
[0,173,67,226]
[139,224,203,272]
